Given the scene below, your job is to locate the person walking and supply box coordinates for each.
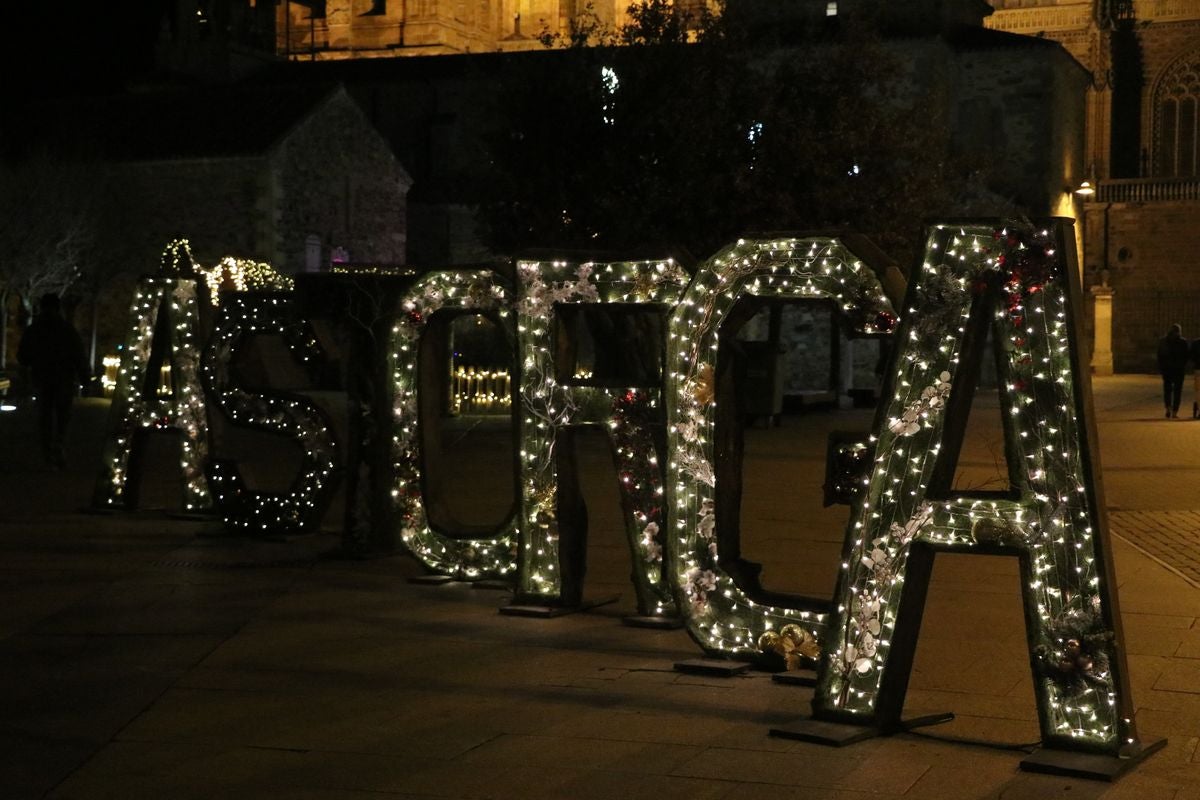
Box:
[17,294,90,468]
[1157,323,1190,419]
[1191,335,1200,419]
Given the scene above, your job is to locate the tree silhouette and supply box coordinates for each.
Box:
[480,2,966,266]
[0,155,98,369]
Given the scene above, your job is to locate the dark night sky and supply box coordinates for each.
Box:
[3,3,172,102]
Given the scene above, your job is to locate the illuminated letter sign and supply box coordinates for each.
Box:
[202,292,338,534]
[513,259,688,618]
[666,237,898,658]
[390,270,520,580]
[93,276,211,511]
[794,221,1161,776]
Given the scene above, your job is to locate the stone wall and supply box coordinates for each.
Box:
[1092,19,1200,372]
[56,88,410,371]
[986,2,1200,373]
[86,90,409,277]
[273,90,412,271]
[952,44,1089,211]
[279,0,631,58]
[1094,199,1200,372]
[1138,20,1200,88]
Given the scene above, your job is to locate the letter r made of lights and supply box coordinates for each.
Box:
[515,258,688,615]
[809,221,1154,761]
[94,276,211,512]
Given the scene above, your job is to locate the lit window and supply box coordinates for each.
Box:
[826,2,838,16]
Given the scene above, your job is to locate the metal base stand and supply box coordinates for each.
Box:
[408,574,456,585]
[771,671,817,687]
[1020,739,1167,781]
[769,712,954,747]
[408,575,513,589]
[499,595,620,617]
[673,658,754,677]
[623,614,684,630]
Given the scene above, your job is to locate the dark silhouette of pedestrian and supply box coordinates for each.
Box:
[17,294,90,467]
[1157,323,1190,419]
[1191,336,1200,419]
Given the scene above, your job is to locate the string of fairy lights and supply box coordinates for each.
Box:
[201,292,338,534]
[665,237,898,657]
[91,230,1144,760]
[811,222,1132,753]
[514,258,688,614]
[389,270,521,580]
[93,276,212,511]
[202,256,295,302]
[94,239,309,522]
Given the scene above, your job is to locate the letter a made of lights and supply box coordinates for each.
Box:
[390,270,520,581]
[515,258,688,616]
[201,291,338,535]
[93,276,212,511]
[666,237,899,658]
[797,220,1161,774]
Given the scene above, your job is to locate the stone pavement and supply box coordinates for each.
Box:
[1,375,1200,799]
[1109,512,1200,589]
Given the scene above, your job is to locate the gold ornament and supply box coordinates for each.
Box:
[970,517,1023,546]
[690,363,715,407]
[633,270,660,300]
[759,624,821,670]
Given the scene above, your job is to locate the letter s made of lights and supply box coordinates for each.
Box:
[201,292,338,534]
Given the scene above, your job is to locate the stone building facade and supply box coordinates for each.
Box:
[273,0,715,57]
[31,84,411,274]
[160,0,733,68]
[4,83,410,367]
[987,0,1200,372]
[170,0,686,62]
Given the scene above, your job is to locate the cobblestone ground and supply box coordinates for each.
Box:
[2,374,1200,799]
[1091,375,1200,590]
[1111,512,1200,588]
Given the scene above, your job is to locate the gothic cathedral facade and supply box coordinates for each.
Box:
[988,0,1200,372]
[274,1,701,57]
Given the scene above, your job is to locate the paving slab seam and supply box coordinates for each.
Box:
[1111,513,1200,591]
